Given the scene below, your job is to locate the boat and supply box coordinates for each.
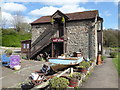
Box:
[48,57,83,71]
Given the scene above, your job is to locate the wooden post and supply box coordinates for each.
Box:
[63,20,67,54]
[70,68,73,75]
[51,20,54,57]
[52,42,54,57]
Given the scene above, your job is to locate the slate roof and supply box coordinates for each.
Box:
[31,10,101,24]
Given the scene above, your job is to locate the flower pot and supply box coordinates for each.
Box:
[69,78,79,87]
[77,68,87,73]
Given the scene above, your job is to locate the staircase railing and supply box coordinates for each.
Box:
[30,29,56,59]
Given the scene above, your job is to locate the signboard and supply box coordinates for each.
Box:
[52,38,64,42]
[10,55,20,68]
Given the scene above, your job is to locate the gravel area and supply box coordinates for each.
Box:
[1,59,49,88]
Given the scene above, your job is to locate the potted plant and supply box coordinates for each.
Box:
[80,61,90,69]
[49,77,69,89]
[68,72,81,87]
[75,61,90,73]
[88,61,92,66]
[75,66,87,73]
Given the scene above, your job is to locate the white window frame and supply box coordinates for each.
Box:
[23,44,26,49]
[27,44,29,49]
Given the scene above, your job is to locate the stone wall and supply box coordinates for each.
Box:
[66,21,97,59]
[31,24,52,44]
[31,20,98,59]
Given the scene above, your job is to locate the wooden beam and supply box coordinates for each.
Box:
[52,42,54,57]
[32,68,70,89]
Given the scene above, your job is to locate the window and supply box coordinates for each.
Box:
[27,44,29,49]
[98,22,102,30]
[59,23,64,37]
[98,43,101,51]
[23,44,26,49]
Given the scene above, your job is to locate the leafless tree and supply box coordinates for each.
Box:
[0,17,8,30]
[12,11,26,32]
[0,7,7,30]
[12,11,31,32]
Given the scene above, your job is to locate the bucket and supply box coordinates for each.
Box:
[69,79,78,87]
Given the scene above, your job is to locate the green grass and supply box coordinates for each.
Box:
[113,52,120,76]
[2,29,31,47]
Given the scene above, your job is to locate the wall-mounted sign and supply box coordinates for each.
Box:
[52,38,64,42]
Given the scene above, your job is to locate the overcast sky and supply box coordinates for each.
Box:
[1,0,119,29]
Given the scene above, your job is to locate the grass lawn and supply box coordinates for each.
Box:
[112,52,120,76]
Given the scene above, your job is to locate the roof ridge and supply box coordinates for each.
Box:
[31,10,100,24]
[65,10,98,15]
[40,10,98,17]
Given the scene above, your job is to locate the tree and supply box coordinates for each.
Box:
[0,7,7,30]
[103,29,119,47]
[12,11,28,32]
[0,17,8,30]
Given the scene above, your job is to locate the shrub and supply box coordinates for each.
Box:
[109,52,117,58]
[80,61,90,69]
[69,72,82,80]
[88,61,92,65]
[49,77,69,88]
[101,56,106,61]
[75,65,86,69]
[4,49,13,56]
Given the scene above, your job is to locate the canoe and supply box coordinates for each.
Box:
[48,57,83,71]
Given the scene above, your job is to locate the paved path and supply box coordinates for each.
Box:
[81,57,118,88]
[0,59,49,88]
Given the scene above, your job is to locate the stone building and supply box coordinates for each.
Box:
[29,10,103,60]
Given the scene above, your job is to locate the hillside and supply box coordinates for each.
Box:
[2,29,31,47]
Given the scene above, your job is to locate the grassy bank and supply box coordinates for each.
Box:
[2,29,31,47]
[112,52,120,76]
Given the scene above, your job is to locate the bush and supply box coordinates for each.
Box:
[49,77,69,88]
[69,72,81,80]
[101,56,106,61]
[109,52,117,58]
[79,61,90,69]
[4,49,13,56]
[88,61,92,65]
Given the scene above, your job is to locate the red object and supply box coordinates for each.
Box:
[97,55,102,65]
[81,69,87,72]
[51,38,64,42]
[69,79,78,87]
[69,85,78,87]
[69,81,78,84]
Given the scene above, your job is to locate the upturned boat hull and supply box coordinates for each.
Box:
[48,57,83,71]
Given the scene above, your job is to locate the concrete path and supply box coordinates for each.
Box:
[0,59,49,88]
[81,57,118,88]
